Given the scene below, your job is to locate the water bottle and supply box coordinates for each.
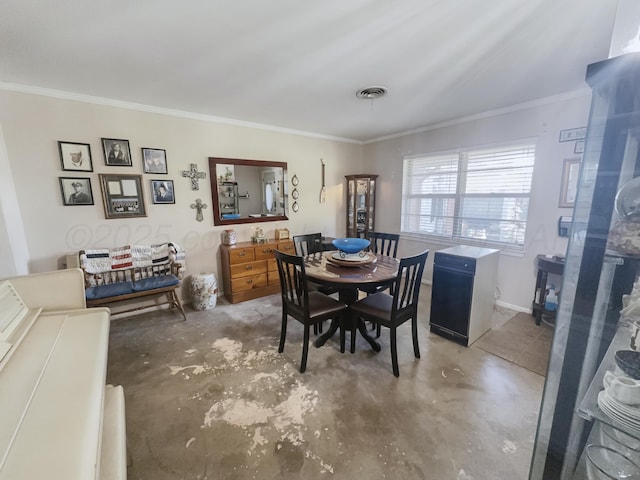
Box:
[545,286,558,311]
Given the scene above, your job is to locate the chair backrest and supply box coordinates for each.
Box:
[369,232,400,258]
[389,250,429,319]
[274,249,310,317]
[293,233,323,256]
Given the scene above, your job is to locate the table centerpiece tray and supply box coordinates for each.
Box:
[326,252,377,267]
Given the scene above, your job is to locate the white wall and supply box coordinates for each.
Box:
[0,90,362,289]
[363,93,592,310]
[0,88,594,310]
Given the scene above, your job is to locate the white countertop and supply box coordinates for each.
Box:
[436,245,499,259]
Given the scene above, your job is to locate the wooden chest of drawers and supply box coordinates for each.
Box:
[220,239,294,304]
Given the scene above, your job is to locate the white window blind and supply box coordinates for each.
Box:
[401,143,535,249]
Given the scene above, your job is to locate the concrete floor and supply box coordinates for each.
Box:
[107,288,546,480]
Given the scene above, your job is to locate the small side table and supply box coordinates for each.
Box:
[532,254,565,325]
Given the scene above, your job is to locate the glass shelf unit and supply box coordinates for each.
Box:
[346,174,377,239]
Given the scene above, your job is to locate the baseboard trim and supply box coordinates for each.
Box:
[495,300,530,314]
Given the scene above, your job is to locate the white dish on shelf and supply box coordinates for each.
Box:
[604,370,640,405]
[599,391,640,435]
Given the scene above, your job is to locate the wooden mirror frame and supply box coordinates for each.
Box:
[209,157,289,226]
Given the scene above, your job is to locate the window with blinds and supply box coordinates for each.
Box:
[401,143,535,249]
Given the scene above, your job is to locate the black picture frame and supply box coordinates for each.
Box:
[98,174,146,218]
[59,177,94,205]
[142,148,168,174]
[102,138,132,166]
[151,179,175,204]
[58,141,93,172]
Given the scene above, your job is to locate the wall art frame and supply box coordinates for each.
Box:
[142,147,168,174]
[102,138,132,166]
[98,173,146,218]
[559,157,581,208]
[58,141,93,172]
[151,179,175,204]
[59,177,94,205]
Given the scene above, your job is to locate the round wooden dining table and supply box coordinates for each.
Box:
[303,251,400,351]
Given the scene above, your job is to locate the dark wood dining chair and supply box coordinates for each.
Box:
[293,233,324,256]
[368,231,400,258]
[274,250,348,373]
[293,232,338,308]
[363,231,401,337]
[349,249,429,377]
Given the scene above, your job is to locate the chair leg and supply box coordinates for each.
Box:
[170,290,187,321]
[412,316,420,358]
[313,323,319,335]
[300,324,310,373]
[390,326,399,377]
[318,320,323,334]
[278,311,287,353]
[376,323,381,338]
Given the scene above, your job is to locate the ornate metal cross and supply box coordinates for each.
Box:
[181,163,207,190]
[190,198,208,222]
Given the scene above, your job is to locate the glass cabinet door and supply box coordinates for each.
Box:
[530,52,640,480]
[345,174,378,238]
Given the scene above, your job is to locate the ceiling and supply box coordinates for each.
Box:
[0,0,619,142]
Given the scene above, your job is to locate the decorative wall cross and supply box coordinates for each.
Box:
[191,198,208,222]
[181,163,206,190]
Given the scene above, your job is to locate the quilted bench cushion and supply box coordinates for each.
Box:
[132,275,179,292]
[85,282,134,300]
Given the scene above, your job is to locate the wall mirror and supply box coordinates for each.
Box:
[208,157,288,226]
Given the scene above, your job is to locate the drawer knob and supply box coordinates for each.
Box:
[246,279,253,284]
[245,265,253,270]
[239,251,247,257]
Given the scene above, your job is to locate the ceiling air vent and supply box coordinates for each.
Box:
[356,86,388,99]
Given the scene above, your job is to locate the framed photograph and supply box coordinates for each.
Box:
[98,174,146,218]
[151,179,175,204]
[574,140,585,154]
[559,158,581,208]
[142,148,168,174]
[58,141,93,172]
[559,127,587,143]
[59,177,94,205]
[102,138,132,166]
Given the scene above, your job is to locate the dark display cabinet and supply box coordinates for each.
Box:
[530,53,640,479]
[346,174,377,238]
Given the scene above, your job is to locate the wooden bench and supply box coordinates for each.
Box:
[71,243,187,321]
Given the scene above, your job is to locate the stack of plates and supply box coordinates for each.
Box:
[598,390,640,436]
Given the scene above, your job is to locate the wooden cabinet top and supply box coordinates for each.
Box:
[221,239,292,250]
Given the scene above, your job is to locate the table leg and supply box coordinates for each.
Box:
[313,287,381,352]
[357,318,381,352]
[315,320,341,349]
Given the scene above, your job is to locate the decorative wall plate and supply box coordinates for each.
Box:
[291,188,299,199]
[291,174,299,186]
[292,201,299,212]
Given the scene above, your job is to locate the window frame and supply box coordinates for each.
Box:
[400,141,536,252]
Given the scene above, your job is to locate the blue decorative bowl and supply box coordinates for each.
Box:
[332,238,370,255]
[222,213,241,220]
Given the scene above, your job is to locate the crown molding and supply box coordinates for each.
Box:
[362,89,592,144]
[0,82,361,145]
